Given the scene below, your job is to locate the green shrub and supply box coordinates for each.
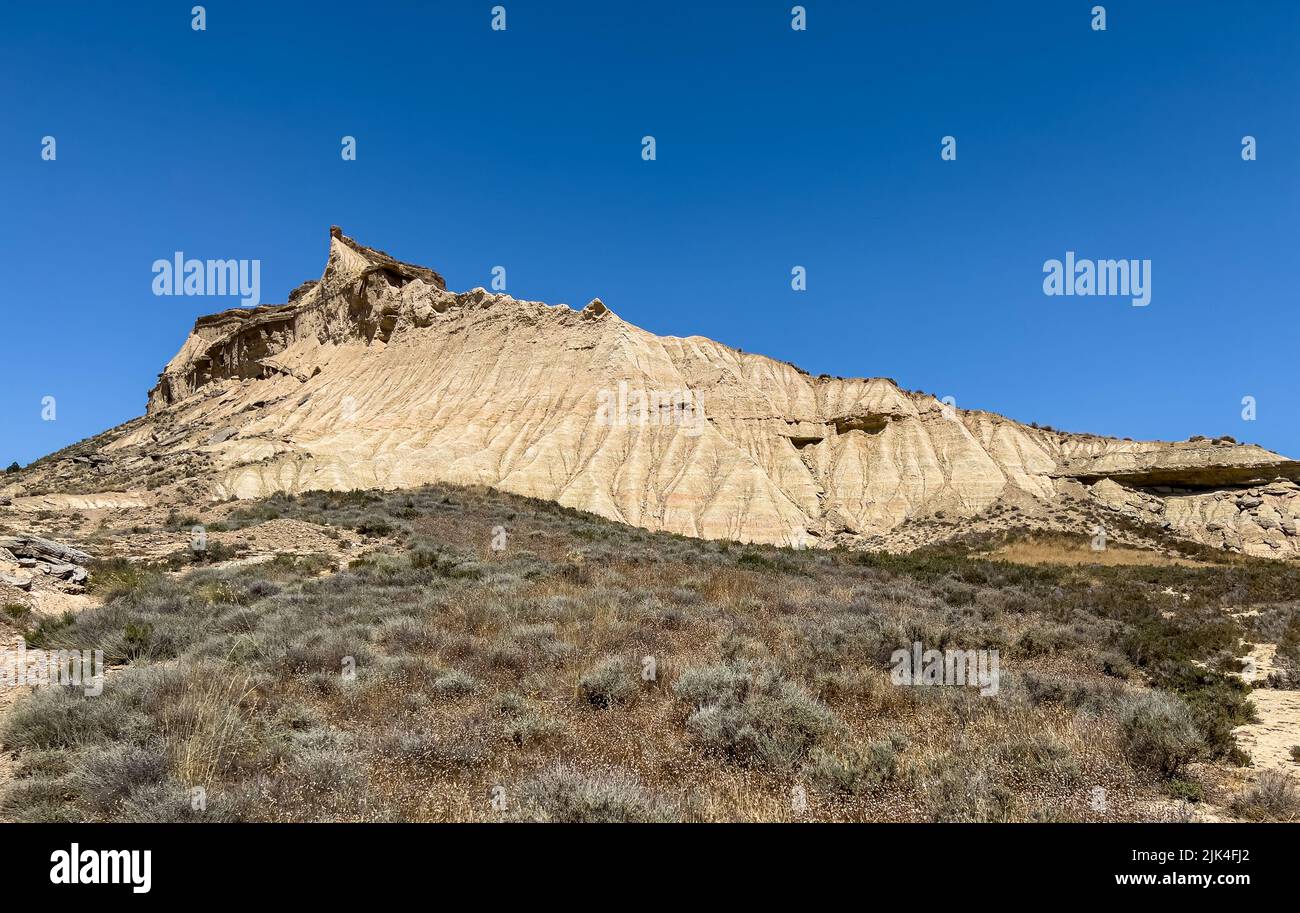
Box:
[1,686,141,751]
[85,558,160,598]
[1164,778,1205,803]
[355,518,395,537]
[2,603,31,622]
[1119,692,1203,778]
[163,511,201,531]
[123,622,154,660]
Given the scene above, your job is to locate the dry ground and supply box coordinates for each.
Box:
[0,486,1297,823]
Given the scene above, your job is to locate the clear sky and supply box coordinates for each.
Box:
[1,1,1296,467]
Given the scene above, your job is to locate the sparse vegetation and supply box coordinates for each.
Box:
[579,656,636,709]
[511,764,683,823]
[2,481,1294,822]
[2,603,31,623]
[1229,771,1300,822]
[1118,692,1203,778]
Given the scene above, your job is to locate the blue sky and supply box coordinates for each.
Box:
[1,1,1296,467]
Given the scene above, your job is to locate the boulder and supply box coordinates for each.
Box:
[0,534,93,565]
[0,571,32,590]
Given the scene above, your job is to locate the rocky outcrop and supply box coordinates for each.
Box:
[22,228,1300,559]
[0,535,93,591]
[146,228,445,412]
[1054,443,1300,488]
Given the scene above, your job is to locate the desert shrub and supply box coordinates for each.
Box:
[22,613,74,650]
[286,747,365,793]
[1015,623,1078,657]
[803,737,903,795]
[0,778,82,822]
[156,665,262,786]
[1019,671,1125,712]
[378,718,491,769]
[675,664,836,770]
[374,729,441,762]
[1164,778,1205,803]
[432,669,478,697]
[579,656,636,708]
[355,518,395,538]
[72,744,169,814]
[513,764,681,823]
[996,732,1081,783]
[1118,691,1203,778]
[116,781,254,823]
[2,686,143,751]
[503,708,565,748]
[508,623,576,666]
[123,621,154,659]
[1150,662,1253,762]
[371,654,439,688]
[2,602,31,622]
[163,511,201,531]
[673,664,750,707]
[795,614,890,670]
[920,758,1014,823]
[410,548,481,579]
[491,692,563,746]
[812,668,875,703]
[377,616,441,653]
[175,540,239,567]
[282,628,373,676]
[12,477,1294,823]
[1229,771,1300,822]
[14,749,71,780]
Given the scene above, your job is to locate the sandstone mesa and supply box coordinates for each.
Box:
[6,227,1298,559]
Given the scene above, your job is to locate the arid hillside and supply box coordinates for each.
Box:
[4,228,1298,559]
[1,484,1297,822]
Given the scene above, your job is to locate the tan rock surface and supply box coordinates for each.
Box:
[13,228,1300,557]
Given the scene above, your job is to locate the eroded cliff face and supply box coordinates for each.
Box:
[14,228,1300,557]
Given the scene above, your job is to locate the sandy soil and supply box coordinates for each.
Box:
[1234,642,1300,773]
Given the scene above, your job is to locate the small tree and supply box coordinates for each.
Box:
[4,462,19,474]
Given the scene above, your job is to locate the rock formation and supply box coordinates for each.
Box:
[6,228,1298,558]
[0,535,93,591]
